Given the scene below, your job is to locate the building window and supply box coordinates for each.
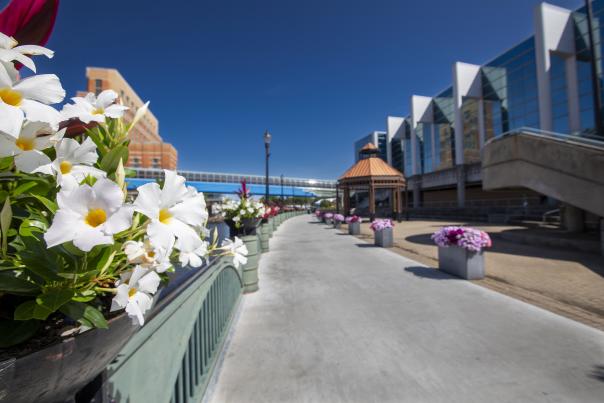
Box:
[132,157,141,168]
[152,158,161,169]
[94,79,102,95]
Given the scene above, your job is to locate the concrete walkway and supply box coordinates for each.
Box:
[210,216,604,403]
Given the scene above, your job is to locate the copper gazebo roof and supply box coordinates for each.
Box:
[339,143,405,181]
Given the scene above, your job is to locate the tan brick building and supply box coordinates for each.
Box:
[78,67,177,169]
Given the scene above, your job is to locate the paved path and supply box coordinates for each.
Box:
[210,216,604,403]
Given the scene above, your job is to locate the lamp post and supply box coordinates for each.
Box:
[264,130,271,203]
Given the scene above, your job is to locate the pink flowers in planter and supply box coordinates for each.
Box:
[345,215,361,224]
[333,214,345,222]
[323,212,334,219]
[431,226,492,252]
[315,210,322,218]
[369,219,393,232]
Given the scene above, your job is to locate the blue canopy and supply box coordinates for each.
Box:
[126,178,317,197]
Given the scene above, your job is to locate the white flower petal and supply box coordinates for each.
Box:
[104,104,128,118]
[110,284,130,311]
[160,170,188,208]
[125,297,145,326]
[14,150,51,173]
[13,44,54,59]
[72,226,113,251]
[44,210,82,248]
[20,99,62,128]
[0,102,24,139]
[92,178,124,214]
[96,89,117,109]
[104,205,134,234]
[147,220,175,251]
[169,196,206,227]
[0,134,20,157]
[13,74,65,104]
[137,271,161,295]
[134,182,162,219]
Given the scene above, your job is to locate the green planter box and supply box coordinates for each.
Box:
[241,235,260,293]
[260,223,269,252]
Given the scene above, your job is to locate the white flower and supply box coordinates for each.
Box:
[49,137,106,189]
[44,179,134,251]
[221,237,248,268]
[123,238,172,273]
[232,216,240,222]
[176,238,209,268]
[110,265,160,326]
[0,65,64,138]
[133,170,207,251]
[0,121,59,173]
[0,32,54,75]
[61,90,128,124]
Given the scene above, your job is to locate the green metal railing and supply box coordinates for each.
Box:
[104,257,243,402]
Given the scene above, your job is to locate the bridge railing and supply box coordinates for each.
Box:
[487,126,604,149]
[103,256,243,403]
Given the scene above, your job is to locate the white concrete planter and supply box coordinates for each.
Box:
[374,228,393,247]
[437,246,485,280]
[325,218,333,225]
[348,222,361,235]
[333,222,342,229]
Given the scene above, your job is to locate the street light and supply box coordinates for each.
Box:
[264,130,271,202]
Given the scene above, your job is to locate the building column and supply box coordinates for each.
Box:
[563,204,584,232]
[412,178,421,208]
[456,165,466,208]
[565,55,581,133]
[478,99,486,149]
[600,218,604,256]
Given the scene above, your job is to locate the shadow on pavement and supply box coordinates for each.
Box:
[355,243,378,248]
[404,266,459,280]
[405,233,604,279]
[590,365,604,382]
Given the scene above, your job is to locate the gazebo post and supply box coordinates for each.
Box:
[369,181,376,221]
[396,185,403,222]
[343,186,350,216]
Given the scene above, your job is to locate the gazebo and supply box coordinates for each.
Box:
[337,143,406,219]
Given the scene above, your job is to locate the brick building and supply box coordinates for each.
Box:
[78,67,177,169]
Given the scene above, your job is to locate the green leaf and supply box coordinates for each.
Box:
[29,194,57,214]
[72,290,97,302]
[0,271,40,295]
[19,218,48,238]
[12,181,38,196]
[0,320,40,348]
[61,302,108,329]
[1,197,12,256]
[36,288,75,312]
[20,235,65,282]
[14,300,53,320]
[99,145,128,175]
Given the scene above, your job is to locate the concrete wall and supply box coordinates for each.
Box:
[482,133,604,217]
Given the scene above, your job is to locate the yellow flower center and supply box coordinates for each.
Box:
[159,208,172,224]
[0,87,22,106]
[128,287,138,298]
[147,251,155,258]
[92,107,105,115]
[85,208,107,227]
[60,161,72,174]
[15,137,34,151]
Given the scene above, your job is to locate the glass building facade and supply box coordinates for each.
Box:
[354,1,604,187]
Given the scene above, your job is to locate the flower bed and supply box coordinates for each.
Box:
[431,226,492,280]
[431,226,492,252]
[213,181,265,236]
[369,219,394,232]
[333,214,345,222]
[0,32,247,353]
[345,215,361,224]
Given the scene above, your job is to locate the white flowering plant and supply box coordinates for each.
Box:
[0,32,247,348]
[213,181,266,231]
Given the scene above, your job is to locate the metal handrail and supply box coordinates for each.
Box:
[485,126,604,149]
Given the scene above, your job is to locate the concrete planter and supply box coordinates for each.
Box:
[241,235,260,293]
[324,218,333,225]
[438,246,485,280]
[333,221,342,229]
[348,221,361,235]
[260,224,269,252]
[374,227,393,247]
[268,218,274,238]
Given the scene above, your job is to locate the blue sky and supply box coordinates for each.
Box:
[11,0,583,179]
